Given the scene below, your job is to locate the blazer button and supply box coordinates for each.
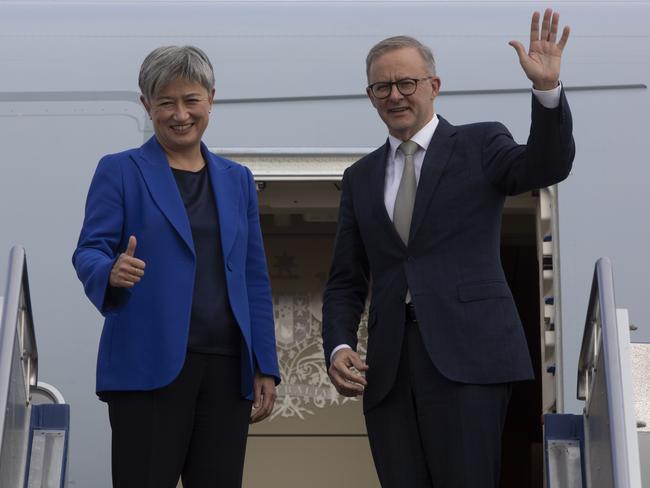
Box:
[227,262,233,271]
[407,256,414,262]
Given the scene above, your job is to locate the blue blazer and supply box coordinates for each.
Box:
[73,136,280,399]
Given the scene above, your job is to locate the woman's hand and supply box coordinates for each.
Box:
[109,235,146,288]
[250,371,277,423]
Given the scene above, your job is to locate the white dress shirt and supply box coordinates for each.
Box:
[330,84,562,363]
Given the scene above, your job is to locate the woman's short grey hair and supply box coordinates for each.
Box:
[139,45,215,101]
[366,36,436,80]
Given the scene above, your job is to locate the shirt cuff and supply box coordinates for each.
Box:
[532,82,562,109]
[330,344,352,363]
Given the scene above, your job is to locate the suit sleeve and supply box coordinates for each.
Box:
[322,168,370,368]
[72,156,131,316]
[244,167,281,384]
[481,88,575,195]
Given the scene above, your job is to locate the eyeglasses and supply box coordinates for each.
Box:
[367,77,433,99]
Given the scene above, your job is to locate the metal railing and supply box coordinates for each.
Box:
[547,185,565,412]
[577,257,641,488]
[0,245,39,487]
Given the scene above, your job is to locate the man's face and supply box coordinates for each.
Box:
[367,47,441,141]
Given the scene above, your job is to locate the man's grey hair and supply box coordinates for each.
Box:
[366,36,436,80]
[139,45,215,101]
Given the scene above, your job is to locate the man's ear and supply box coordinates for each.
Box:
[430,77,442,101]
[366,87,378,109]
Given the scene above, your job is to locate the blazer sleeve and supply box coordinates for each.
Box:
[72,155,131,316]
[244,167,281,384]
[481,88,575,195]
[321,168,370,368]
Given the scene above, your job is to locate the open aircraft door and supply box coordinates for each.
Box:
[218,147,568,488]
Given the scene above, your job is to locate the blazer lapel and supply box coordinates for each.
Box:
[133,137,195,254]
[204,145,240,260]
[409,117,457,244]
[370,141,408,250]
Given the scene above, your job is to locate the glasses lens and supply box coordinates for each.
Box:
[372,83,391,98]
[397,79,417,95]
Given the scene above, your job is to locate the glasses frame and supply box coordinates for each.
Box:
[367,77,434,99]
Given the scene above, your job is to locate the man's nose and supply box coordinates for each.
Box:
[388,83,403,101]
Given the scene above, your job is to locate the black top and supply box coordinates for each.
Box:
[172,166,241,356]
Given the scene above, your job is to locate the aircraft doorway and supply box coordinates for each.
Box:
[211,150,559,488]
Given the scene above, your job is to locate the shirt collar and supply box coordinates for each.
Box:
[388,114,439,160]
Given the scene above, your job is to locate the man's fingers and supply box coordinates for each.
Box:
[540,8,552,41]
[329,365,365,395]
[529,10,540,44]
[549,11,559,43]
[331,351,368,386]
[335,379,364,397]
[125,235,137,257]
[508,41,527,63]
[349,354,369,372]
[557,25,570,50]
[334,361,367,386]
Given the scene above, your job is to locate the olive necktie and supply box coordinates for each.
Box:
[394,140,419,303]
[393,140,419,245]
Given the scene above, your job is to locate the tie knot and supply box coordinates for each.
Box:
[399,140,419,157]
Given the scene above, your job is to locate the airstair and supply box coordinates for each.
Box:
[544,257,649,487]
[0,246,70,488]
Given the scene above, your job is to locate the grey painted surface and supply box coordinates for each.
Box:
[639,432,650,487]
[1,1,649,486]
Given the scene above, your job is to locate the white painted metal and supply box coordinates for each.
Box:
[31,382,66,406]
[579,260,642,488]
[26,429,66,488]
[547,439,583,488]
[0,247,39,488]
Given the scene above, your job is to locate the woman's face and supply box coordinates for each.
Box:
[141,78,215,155]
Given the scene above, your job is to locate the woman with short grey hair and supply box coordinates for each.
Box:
[73,45,280,488]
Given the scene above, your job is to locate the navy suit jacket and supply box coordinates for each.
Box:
[73,136,279,399]
[323,92,575,412]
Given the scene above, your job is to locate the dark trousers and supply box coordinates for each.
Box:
[365,315,511,488]
[105,353,252,488]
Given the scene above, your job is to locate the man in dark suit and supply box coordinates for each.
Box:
[322,9,573,487]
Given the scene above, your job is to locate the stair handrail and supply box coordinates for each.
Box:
[0,245,38,450]
[576,257,641,488]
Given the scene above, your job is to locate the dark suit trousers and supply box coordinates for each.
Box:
[365,314,511,488]
[105,353,252,488]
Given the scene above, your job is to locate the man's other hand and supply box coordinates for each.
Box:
[328,348,369,397]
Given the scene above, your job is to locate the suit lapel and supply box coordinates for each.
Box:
[369,142,408,250]
[204,145,240,260]
[409,117,457,244]
[133,137,195,254]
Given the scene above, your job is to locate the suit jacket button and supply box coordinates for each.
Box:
[407,256,414,262]
[227,262,233,271]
